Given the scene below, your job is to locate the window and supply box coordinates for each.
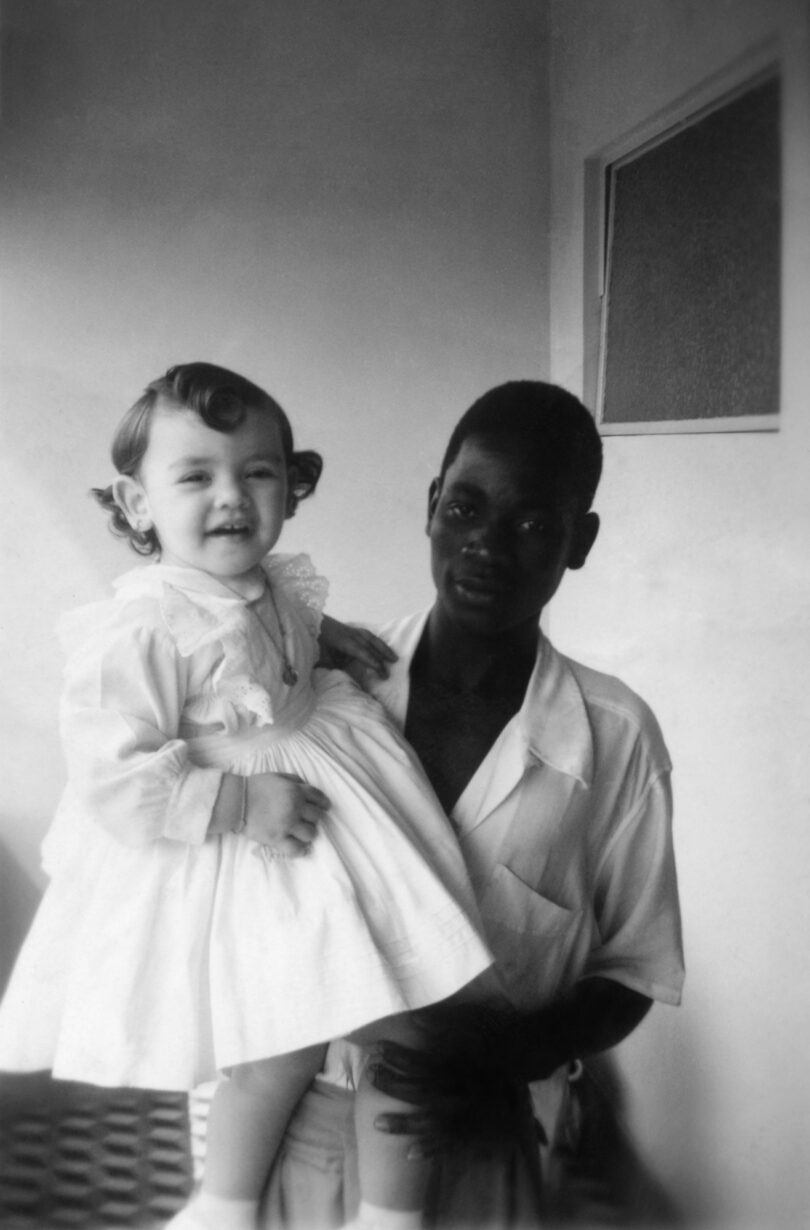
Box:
[584,51,781,434]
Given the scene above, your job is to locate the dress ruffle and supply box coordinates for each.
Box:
[264,553,329,639]
[77,554,330,730]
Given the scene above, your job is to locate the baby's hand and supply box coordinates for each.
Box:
[243,772,330,857]
[317,615,397,679]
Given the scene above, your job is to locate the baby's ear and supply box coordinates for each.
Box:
[112,475,152,532]
[286,449,323,518]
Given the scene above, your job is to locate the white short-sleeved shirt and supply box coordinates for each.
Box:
[322,610,683,1088]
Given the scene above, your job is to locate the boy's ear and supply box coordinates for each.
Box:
[568,511,600,571]
[426,477,441,534]
[112,475,153,532]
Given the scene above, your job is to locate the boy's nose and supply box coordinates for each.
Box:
[464,520,510,558]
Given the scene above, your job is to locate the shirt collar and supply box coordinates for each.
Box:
[379,610,594,789]
[518,635,594,788]
[369,609,428,729]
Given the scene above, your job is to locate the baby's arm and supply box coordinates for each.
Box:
[61,619,219,846]
[208,771,329,856]
[61,617,329,850]
[317,614,397,678]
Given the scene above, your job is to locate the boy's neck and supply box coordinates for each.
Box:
[420,606,539,699]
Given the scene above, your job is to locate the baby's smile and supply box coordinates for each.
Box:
[207,522,252,537]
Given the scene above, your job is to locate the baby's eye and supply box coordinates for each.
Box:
[246,465,278,481]
[179,471,209,485]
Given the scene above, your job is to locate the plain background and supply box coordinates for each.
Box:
[1,2,809,1227]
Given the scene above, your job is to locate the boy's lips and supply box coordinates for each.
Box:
[453,571,509,602]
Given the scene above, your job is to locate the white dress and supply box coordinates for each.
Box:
[0,555,491,1091]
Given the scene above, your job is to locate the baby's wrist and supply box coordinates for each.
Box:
[207,773,246,836]
[231,776,249,834]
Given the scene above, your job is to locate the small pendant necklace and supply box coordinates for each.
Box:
[213,571,300,687]
[261,582,299,687]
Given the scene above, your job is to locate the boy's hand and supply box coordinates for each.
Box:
[317,615,398,679]
[367,1001,527,1157]
[367,981,654,1155]
[244,771,330,856]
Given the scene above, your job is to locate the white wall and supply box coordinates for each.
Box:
[5,4,809,1226]
[0,0,550,891]
[547,2,810,1227]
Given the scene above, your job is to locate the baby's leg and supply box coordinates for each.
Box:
[204,1045,326,1197]
[349,1015,431,1230]
[167,1044,325,1230]
[347,972,503,1230]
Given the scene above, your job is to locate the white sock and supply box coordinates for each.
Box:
[194,1190,259,1229]
[354,1200,423,1230]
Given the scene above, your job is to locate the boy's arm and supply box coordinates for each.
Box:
[513,978,652,1080]
[368,978,651,1154]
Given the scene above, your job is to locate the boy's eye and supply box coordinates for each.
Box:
[517,516,549,534]
[179,471,209,485]
[445,502,477,520]
[246,465,277,480]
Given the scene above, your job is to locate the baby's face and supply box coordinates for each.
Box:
[130,403,290,593]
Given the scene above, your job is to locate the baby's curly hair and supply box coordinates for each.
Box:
[92,363,323,556]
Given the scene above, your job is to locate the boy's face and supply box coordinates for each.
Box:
[427,433,598,638]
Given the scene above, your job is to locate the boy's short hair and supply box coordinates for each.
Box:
[439,381,603,513]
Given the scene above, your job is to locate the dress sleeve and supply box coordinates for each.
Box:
[584,770,685,1005]
[264,553,329,640]
[59,612,223,847]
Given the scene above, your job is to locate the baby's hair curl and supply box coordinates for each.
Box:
[92,363,323,556]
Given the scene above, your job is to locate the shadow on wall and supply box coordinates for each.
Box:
[547,1053,684,1225]
[0,834,43,995]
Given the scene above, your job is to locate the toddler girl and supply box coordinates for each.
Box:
[0,363,494,1230]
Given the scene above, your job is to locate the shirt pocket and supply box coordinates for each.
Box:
[478,863,587,1008]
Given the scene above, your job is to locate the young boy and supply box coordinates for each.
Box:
[263,381,684,1228]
